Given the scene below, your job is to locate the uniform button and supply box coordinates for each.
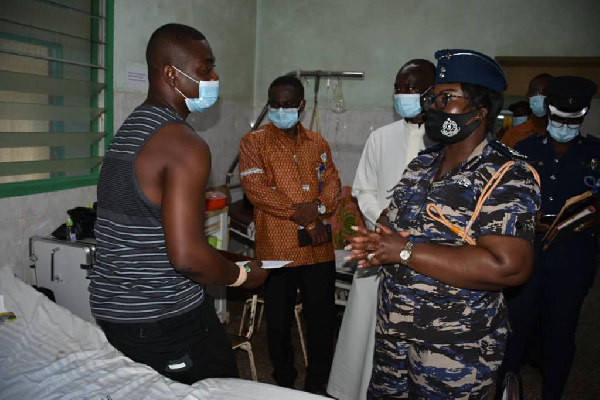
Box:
[550,175,556,180]
[554,159,559,163]
[549,196,554,201]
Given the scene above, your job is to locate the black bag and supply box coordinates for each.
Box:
[52,203,97,240]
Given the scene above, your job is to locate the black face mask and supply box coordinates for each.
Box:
[425,108,481,145]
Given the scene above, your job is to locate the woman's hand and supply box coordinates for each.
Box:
[345,224,409,268]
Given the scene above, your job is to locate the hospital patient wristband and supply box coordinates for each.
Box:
[228,263,251,287]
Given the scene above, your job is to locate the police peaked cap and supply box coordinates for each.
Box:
[547,76,597,118]
[434,49,508,93]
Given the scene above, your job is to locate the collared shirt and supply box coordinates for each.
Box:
[239,122,341,267]
[501,119,535,148]
[352,119,427,227]
[380,139,541,344]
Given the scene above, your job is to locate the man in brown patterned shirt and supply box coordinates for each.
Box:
[239,75,341,394]
[500,73,553,147]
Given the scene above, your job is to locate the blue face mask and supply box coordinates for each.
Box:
[172,66,219,112]
[547,120,580,143]
[529,95,547,117]
[512,115,528,127]
[268,107,300,130]
[394,93,422,118]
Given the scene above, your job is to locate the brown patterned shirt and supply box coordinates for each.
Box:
[239,122,341,267]
[501,119,535,148]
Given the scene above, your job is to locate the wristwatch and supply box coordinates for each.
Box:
[399,241,414,266]
[315,200,326,215]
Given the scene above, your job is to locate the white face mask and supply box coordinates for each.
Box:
[512,116,528,127]
[172,66,219,112]
[547,119,580,143]
[529,95,546,117]
[394,94,421,118]
[268,107,300,130]
[393,86,432,118]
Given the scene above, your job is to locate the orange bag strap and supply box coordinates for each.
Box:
[426,161,540,245]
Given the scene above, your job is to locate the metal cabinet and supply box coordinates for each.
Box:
[29,236,96,323]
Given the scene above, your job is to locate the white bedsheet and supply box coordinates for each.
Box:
[0,267,323,400]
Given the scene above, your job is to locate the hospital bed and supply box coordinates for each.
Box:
[0,266,324,400]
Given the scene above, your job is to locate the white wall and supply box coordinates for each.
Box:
[255,0,599,109]
[255,0,600,184]
[113,0,259,188]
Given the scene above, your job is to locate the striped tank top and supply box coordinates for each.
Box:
[90,104,204,323]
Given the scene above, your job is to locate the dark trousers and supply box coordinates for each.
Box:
[264,261,336,389]
[498,240,596,400]
[97,295,238,385]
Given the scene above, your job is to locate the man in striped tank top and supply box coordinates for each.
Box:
[90,23,269,385]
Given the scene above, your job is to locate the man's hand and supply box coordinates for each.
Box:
[290,202,319,226]
[240,260,270,289]
[308,220,330,246]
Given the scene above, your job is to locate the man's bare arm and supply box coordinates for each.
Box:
[137,123,267,288]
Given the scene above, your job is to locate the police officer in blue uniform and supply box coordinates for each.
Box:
[499,76,599,400]
[345,49,541,399]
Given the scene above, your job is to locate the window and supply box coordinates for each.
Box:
[0,0,113,198]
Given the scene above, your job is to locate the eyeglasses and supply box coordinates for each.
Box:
[548,117,583,129]
[422,93,470,110]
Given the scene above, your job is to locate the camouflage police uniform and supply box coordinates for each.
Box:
[368,139,541,399]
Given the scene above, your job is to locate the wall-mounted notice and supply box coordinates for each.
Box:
[125,64,148,92]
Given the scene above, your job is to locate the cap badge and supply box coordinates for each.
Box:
[441,118,460,137]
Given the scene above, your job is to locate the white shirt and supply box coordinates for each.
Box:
[352,119,427,227]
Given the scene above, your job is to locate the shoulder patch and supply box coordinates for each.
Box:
[249,128,267,136]
[489,140,528,161]
[419,143,444,155]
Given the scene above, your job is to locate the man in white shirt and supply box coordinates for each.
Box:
[327,59,435,400]
[352,59,436,227]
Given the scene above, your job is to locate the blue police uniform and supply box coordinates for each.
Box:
[500,133,599,399]
[369,139,540,399]
[366,48,541,399]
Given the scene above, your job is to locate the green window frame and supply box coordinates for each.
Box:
[0,0,114,198]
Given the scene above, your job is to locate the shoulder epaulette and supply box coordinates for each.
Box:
[418,144,444,155]
[489,140,528,161]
